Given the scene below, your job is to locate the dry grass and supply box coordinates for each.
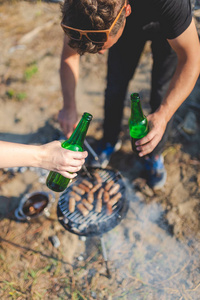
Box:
[0,1,200,299]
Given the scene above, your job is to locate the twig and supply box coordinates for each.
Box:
[186,282,200,292]
[69,265,75,290]
[179,284,193,300]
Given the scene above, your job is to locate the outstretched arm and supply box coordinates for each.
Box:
[136,19,200,157]
[0,141,87,178]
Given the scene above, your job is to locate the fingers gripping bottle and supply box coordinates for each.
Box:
[46,112,93,192]
[128,93,149,154]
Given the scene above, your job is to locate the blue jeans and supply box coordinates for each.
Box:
[103,16,178,157]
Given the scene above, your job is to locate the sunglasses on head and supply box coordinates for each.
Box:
[61,2,127,44]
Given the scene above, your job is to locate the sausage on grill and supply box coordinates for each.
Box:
[103,190,110,203]
[72,185,85,195]
[106,203,113,216]
[82,198,93,211]
[82,179,93,189]
[97,187,104,200]
[93,172,102,183]
[77,203,89,217]
[109,183,120,196]
[69,197,76,213]
[90,183,102,193]
[95,188,104,213]
[108,192,122,206]
[95,197,102,213]
[107,192,122,215]
[105,180,114,191]
[78,183,90,193]
[69,191,81,201]
[87,191,94,204]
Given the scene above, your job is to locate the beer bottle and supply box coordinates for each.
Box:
[46,112,93,192]
[129,93,149,154]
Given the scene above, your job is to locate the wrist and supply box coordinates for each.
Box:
[155,105,171,123]
[61,91,76,110]
[63,101,77,111]
[32,145,46,169]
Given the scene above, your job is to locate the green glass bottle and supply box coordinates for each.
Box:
[46,112,93,192]
[129,93,149,154]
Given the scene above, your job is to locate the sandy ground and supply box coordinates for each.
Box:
[0,1,200,299]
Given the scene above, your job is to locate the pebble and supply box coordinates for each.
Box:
[77,255,84,261]
[49,235,60,248]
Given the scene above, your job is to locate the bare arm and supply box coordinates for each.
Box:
[0,141,87,178]
[58,35,80,138]
[136,19,200,157]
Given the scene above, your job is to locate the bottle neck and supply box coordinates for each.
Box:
[67,113,92,146]
[130,99,145,123]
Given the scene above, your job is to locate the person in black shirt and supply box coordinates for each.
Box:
[58,0,200,189]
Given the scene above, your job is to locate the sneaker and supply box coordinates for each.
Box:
[144,154,167,190]
[89,139,122,168]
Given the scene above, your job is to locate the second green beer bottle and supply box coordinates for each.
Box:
[46,112,93,192]
[129,93,149,154]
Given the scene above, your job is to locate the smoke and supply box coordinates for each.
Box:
[102,179,199,299]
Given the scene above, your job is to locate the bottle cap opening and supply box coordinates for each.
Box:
[130,93,140,102]
[83,112,93,120]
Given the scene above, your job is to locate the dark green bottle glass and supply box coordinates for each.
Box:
[46,112,93,192]
[129,93,149,154]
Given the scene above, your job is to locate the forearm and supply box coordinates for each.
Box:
[156,53,200,122]
[60,59,77,110]
[60,37,80,109]
[158,19,200,122]
[58,37,80,137]
[0,141,42,168]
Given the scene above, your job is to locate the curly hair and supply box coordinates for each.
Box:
[61,0,126,55]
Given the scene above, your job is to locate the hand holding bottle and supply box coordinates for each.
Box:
[40,141,88,178]
[46,112,93,192]
[135,110,168,157]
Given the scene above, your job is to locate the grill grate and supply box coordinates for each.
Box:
[57,167,129,236]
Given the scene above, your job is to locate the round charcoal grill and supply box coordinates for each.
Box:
[57,167,129,237]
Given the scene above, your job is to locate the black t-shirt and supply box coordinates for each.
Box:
[129,0,192,39]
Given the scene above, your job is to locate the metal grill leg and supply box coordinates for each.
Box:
[100,236,111,279]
